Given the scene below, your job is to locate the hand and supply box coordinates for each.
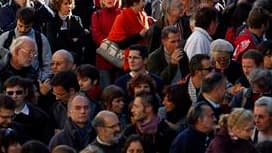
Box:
[170,49,184,64]
[38,79,51,95]
[139,28,148,37]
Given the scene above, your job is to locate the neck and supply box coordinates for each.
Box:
[202,93,218,103]
[191,75,202,89]
[15,103,25,113]
[166,15,177,25]
[131,68,146,76]
[249,27,263,37]
[260,128,272,136]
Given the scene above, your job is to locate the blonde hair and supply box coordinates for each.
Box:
[227,108,253,130]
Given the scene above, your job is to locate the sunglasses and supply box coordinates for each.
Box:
[6,90,24,96]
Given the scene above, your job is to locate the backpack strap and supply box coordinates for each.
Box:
[34,31,43,68]
[3,29,15,49]
[241,88,249,108]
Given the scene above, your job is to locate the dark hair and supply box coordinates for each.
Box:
[122,134,144,153]
[21,140,49,153]
[0,95,16,110]
[135,92,160,114]
[52,145,76,153]
[249,69,272,92]
[123,0,141,7]
[0,128,19,153]
[189,54,210,75]
[247,7,270,29]
[16,7,35,25]
[76,64,100,82]
[187,101,211,125]
[163,84,192,118]
[129,44,148,59]
[257,40,272,56]
[127,74,157,96]
[230,2,252,29]
[194,7,218,29]
[242,49,264,66]
[101,85,124,110]
[51,0,75,12]
[51,71,80,92]
[161,25,180,39]
[3,76,26,91]
[201,72,226,93]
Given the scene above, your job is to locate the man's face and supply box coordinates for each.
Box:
[15,42,37,68]
[51,53,73,74]
[199,59,213,77]
[213,51,231,70]
[254,105,272,132]
[162,32,181,54]
[264,55,272,69]
[16,19,32,35]
[128,50,145,72]
[100,115,121,144]
[199,105,216,132]
[52,86,71,103]
[134,83,151,96]
[214,80,227,103]
[68,96,90,126]
[0,108,14,128]
[242,58,257,78]
[131,97,146,121]
[5,86,26,108]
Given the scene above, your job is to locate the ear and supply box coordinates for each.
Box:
[93,79,98,86]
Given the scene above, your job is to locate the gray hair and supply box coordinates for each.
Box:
[80,145,104,153]
[161,0,183,16]
[255,96,272,115]
[92,110,116,129]
[249,69,272,91]
[54,49,74,64]
[161,25,180,39]
[9,36,37,54]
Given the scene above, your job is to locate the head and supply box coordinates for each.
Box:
[3,76,28,108]
[0,128,21,153]
[0,95,16,128]
[227,108,254,140]
[124,0,144,11]
[92,111,121,145]
[187,102,216,133]
[127,74,156,97]
[51,0,75,15]
[100,0,117,8]
[201,72,227,103]
[51,71,79,103]
[67,94,91,127]
[162,84,191,116]
[51,50,74,75]
[101,85,125,114]
[128,44,148,73]
[161,0,184,23]
[254,96,272,133]
[76,64,99,91]
[52,145,76,153]
[210,39,234,70]
[16,7,35,35]
[80,145,103,153]
[21,140,49,153]
[189,54,212,78]
[10,36,37,68]
[131,92,159,122]
[241,50,263,80]
[257,40,272,69]
[161,25,181,54]
[249,69,272,97]
[247,7,270,34]
[194,7,218,35]
[122,135,144,153]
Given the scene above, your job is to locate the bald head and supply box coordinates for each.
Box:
[51,49,74,74]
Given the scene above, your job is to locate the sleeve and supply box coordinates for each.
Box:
[91,11,105,46]
[39,34,52,80]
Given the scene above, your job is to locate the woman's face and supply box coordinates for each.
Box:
[103,0,116,8]
[133,0,145,12]
[231,120,255,140]
[111,97,124,114]
[14,0,26,7]
[126,141,144,153]
[59,0,73,16]
[162,95,176,112]
[213,51,231,70]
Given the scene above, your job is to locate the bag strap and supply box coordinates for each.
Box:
[34,31,43,68]
[241,88,249,108]
[3,29,15,49]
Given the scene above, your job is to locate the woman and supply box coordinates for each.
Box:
[0,128,21,153]
[156,84,192,153]
[91,0,121,88]
[206,108,258,153]
[122,135,144,153]
[100,85,128,129]
[46,0,86,65]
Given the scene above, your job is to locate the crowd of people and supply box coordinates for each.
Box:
[0,0,272,152]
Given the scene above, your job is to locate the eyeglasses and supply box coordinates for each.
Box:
[200,67,213,72]
[21,48,37,57]
[104,122,120,129]
[6,90,24,96]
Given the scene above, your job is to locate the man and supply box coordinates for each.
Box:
[233,7,270,62]
[115,44,163,94]
[92,110,122,153]
[184,7,218,60]
[0,7,52,81]
[49,94,96,152]
[177,54,212,104]
[0,36,37,90]
[123,92,160,153]
[49,71,80,130]
[148,25,189,85]
[3,76,52,143]
[170,102,216,153]
[253,96,272,143]
[198,72,227,120]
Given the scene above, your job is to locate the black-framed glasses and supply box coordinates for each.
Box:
[103,122,120,129]
[6,90,24,96]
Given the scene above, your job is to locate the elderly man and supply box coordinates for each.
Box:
[0,36,37,90]
[92,110,122,153]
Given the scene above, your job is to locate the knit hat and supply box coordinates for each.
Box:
[210,39,234,53]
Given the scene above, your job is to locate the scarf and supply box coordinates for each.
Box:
[136,115,160,134]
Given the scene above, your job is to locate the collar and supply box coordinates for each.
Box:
[129,71,148,78]
[15,103,29,115]
[204,96,220,108]
[15,28,34,37]
[194,27,213,42]
[96,136,112,146]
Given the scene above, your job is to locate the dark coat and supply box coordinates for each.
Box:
[92,138,122,153]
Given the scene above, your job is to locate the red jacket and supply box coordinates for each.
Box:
[91,8,121,69]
